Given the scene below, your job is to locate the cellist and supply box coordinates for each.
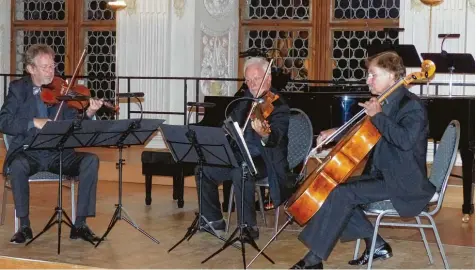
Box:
[291,51,436,269]
[0,44,103,244]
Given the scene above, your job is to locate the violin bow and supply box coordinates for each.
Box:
[53,48,88,121]
[241,58,274,133]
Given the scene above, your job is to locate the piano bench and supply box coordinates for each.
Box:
[141,151,195,208]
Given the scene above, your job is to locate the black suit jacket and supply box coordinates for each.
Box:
[368,87,436,217]
[0,76,81,171]
[229,88,292,206]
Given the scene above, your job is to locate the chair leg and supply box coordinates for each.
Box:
[1,182,8,226]
[415,216,434,264]
[14,209,18,232]
[71,181,76,224]
[353,238,361,260]
[426,214,450,269]
[256,186,267,227]
[270,206,280,241]
[367,212,386,270]
[225,185,234,234]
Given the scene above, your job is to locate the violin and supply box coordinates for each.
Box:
[242,59,276,134]
[40,76,118,112]
[41,48,117,121]
[249,91,279,134]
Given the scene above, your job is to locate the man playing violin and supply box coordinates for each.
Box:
[291,51,436,269]
[196,57,292,239]
[0,44,104,244]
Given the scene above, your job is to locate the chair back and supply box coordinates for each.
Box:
[3,134,10,151]
[287,108,313,170]
[428,120,460,212]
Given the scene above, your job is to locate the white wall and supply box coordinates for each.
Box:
[115,0,239,149]
[0,0,11,105]
[400,0,475,96]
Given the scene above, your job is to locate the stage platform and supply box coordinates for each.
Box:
[0,142,474,268]
[0,177,474,269]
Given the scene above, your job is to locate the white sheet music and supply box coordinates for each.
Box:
[231,121,257,175]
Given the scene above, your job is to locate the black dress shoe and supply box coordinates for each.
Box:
[199,219,227,236]
[244,226,259,240]
[70,224,101,242]
[10,226,33,244]
[348,242,393,265]
[291,260,323,269]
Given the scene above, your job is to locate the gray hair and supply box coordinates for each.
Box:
[25,44,55,67]
[243,57,271,76]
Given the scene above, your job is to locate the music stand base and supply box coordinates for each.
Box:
[95,204,160,248]
[201,224,275,269]
[25,207,84,254]
[168,212,240,252]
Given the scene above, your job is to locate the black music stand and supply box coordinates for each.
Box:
[368,43,422,68]
[201,118,274,269]
[24,120,94,254]
[421,53,475,96]
[94,118,164,247]
[164,124,239,252]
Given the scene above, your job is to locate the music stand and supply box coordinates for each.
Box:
[367,43,422,68]
[94,118,164,247]
[421,53,475,96]
[24,120,94,254]
[201,118,274,269]
[163,124,239,252]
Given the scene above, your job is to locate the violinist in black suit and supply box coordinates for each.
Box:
[0,44,103,244]
[196,57,292,239]
[291,51,436,269]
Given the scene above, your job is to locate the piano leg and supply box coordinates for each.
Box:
[173,169,185,208]
[145,174,152,206]
[460,145,475,223]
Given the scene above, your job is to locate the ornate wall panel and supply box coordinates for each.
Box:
[200,23,236,96]
[244,29,309,91]
[333,0,400,20]
[332,30,398,81]
[84,0,115,21]
[204,0,235,19]
[15,0,66,21]
[245,0,310,20]
[84,30,116,119]
[14,30,67,75]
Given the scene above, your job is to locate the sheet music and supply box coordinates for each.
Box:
[231,121,257,175]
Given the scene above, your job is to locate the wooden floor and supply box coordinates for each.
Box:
[0,146,474,269]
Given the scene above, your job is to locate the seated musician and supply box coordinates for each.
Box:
[196,57,292,239]
[0,44,103,244]
[291,51,436,269]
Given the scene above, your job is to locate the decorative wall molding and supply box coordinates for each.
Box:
[203,0,235,19]
[469,0,475,12]
[200,22,237,96]
[174,0,186,18]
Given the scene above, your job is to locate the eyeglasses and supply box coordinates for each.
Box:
[35,63,58,71]
[244,76,265,85]
[367,72,389,80]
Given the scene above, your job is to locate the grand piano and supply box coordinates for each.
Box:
[199,90,475,219]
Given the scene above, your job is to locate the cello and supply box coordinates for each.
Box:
[246,59,436,268]
[285,59,436,225]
